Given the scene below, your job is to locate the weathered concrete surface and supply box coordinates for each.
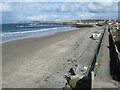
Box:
[93,26,119,88]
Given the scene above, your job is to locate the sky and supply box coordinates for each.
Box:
[1,1,119,23]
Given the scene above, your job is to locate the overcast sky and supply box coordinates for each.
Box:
[1,2,119,23]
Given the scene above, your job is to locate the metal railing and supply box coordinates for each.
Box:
[87,28,105,76]
[73,28,106,89]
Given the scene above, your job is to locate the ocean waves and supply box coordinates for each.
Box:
[2,26,78,43]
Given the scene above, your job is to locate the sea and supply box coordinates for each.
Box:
[1,23,78,43]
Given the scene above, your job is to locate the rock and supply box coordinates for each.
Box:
[35,81,39,83]
[44,76,50,81]
[69,68,76,75]
[84,66,88,71]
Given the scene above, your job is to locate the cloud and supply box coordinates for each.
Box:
[27,15,48,21]
[88,2,118,13]
[2,2,118,13]
[0,2,12,12]
[0,0,120,2]
[2,2,119,23]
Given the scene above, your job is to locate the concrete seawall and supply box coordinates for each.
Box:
[109,32,120,82]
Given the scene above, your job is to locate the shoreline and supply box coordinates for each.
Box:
[3,28,87,65]
[2,26,100,88]
[2,26,79,44]
[2,28,81,44]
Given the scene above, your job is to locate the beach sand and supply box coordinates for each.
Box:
[2,26,102,88]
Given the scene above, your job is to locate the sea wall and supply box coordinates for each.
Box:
[109,30,120,82]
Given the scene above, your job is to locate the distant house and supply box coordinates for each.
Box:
[110,23,119,30]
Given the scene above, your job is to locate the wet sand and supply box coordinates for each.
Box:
[2,26,101,88]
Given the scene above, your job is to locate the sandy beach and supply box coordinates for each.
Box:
[2,26,102,88]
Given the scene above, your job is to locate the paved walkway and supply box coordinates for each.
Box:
[93,26,119,88]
